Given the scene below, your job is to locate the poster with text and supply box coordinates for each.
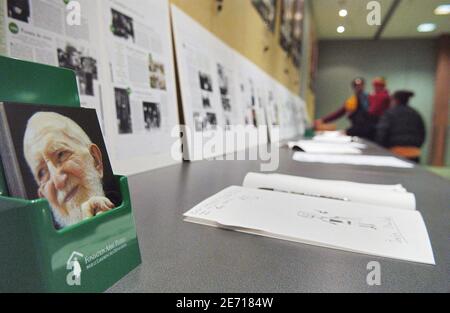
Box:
[99,0,180,174]
[0,0,104,123]
[172,4,305,159]
[172,4,267,161]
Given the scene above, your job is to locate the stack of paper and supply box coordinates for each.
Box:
[184,187,434,265]
[184,173,435,265]
[288,140,364,155]
[243,173,416,210]
[293,153,415,169]
[312,131,356,144]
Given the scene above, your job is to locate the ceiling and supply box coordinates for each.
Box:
[311,0,450,40]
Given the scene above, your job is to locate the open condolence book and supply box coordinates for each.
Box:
[184,173,435,265]
[0,102,120,230]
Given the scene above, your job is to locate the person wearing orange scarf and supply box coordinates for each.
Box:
[315,78,375,140]
[315,77,391,141]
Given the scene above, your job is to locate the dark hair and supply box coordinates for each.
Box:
[393,90,415,105]
[352,77,365,87]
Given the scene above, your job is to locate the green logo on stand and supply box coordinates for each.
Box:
[9,23,19,34]
[66,251,84,287]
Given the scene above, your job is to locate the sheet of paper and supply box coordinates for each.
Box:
[293,152,415,168]
[171,5,305,160]
[243,173,416,210]
[288,140,363,154]
[0,0,104,122]
[184,186,435,265]
[98,0,181,175]
[1,0,182,175]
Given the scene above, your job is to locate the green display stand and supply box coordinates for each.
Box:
[0,56,141,292]
[304,128,315,139]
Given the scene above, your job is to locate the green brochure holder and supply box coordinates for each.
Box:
[304,128,315,139]
[0,56,141,292]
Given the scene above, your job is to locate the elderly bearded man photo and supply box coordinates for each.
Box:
[23,112,115,229]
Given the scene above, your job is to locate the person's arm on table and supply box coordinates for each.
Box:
[315,105,347,128]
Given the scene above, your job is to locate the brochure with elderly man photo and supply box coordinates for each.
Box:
[0,102,121,230]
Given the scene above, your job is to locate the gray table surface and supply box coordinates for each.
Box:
[108,143,450,293]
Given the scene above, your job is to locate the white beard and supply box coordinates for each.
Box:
[51,165,105,229]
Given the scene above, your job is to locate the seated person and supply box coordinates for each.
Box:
[315,77,377,140]
[375,91,426,163]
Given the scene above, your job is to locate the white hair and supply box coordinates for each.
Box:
[23,112,93,167]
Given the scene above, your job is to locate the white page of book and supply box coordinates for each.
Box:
[184,186,435,265]
[293,152,415,168]
[288,140,364,154]
[243,173,416,210]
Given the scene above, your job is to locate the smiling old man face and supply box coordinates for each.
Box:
[23,112,114,228]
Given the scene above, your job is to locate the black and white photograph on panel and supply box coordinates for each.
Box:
[57,44,98,96]
[115,88,133,134]
[251,0,277,32]
[143,101,161,131]
[199,72,213,92]
[224,115,232,130]
[217,63,232,112]
[149,53,167,90]
[111,8,135,42]
[199,72,214,109]
[240,82,251,126]
[291,0,305,67]
[269,90,280,126]
[202,92,212,109]
[193,112,204,132]
[193,112,218,132]
[280,0,295,53]
[205,113,218,131]
[241,78,258,127]
[7,0,30,23]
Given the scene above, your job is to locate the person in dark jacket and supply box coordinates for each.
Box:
[375,91,426,163]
